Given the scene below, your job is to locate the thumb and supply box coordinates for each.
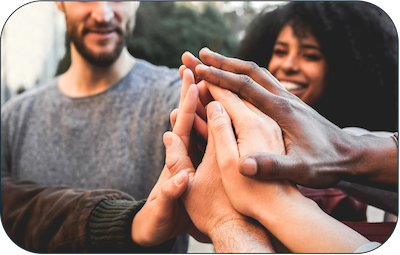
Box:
[158,170,189,205]
[164,132,196,178]
[239,153,303,182]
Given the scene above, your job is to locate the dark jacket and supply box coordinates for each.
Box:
[1,172,175,253]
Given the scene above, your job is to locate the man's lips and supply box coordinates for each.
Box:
[85,29,118,40]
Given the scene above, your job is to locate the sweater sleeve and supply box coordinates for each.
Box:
[87,199,176,253]
[1,172,175,253]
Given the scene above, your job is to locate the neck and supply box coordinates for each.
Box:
[58,46,136,98]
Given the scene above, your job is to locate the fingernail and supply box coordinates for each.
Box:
[196,65,208,71]
[207,101,223,120]
[241,158,257,176]
[164,133,173,149]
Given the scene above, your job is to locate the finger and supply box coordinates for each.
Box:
[173,106,207,141]
[207,101,239,171]
[182,51,203,83]
[206,83,258,134]
[179,65,187,79]
[159,170,189,203]
[195,64,283,118]
[164,132,196,178]
[193,114,208,141]
[196,98,207,121]
[197,80,213,109]
[174,84,199,150]
[239,153,305,184]
[260,67,283,89]
[198,47,286,95]
[170,109,178,129]
[179,69,195,109]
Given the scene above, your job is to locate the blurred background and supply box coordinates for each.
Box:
[0,1,398,253]
[1,1,285,106]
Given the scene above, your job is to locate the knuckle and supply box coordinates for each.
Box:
[272,96,293,114]
[165,153,183,176]
[237,74,256,96]
[238,74,253,86]
[244,61,260,73]
[211,117,231,136]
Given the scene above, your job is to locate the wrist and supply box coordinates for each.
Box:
[87,199,146,252]
[345,134,398,190]
[208,218,274,253]
[257,192,315,230]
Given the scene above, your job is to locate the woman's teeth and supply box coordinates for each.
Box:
[280,81,304,91]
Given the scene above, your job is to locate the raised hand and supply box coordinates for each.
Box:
[165,68,274,252]
[194,47,397,191]
[205,93,370,253]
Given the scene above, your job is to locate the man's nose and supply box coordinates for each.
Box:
[91,2,114,23]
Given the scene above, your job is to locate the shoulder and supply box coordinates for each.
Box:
[129,59,182,87]
[1,78,59,120]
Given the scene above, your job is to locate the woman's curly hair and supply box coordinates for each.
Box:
[236,2,398,131]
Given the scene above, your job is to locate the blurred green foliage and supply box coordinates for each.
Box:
[128,2,238,68]
[56,2,238,74]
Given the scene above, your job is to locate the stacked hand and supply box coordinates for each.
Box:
[131,66,273,253]
[171,49,370,253]
[181,48,398,192]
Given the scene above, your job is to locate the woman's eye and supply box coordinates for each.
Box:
[304,54,321,61]
[273,49,287,56]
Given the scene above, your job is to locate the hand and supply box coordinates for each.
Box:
[166,74,248,237]
[205,84,301,220]
[194,48,398,191]
[130,69,205,247]
[130,166,190,247]
[206,88,370,253]
[166,68,274,252]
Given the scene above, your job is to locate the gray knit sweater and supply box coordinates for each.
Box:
[1,59,187,252]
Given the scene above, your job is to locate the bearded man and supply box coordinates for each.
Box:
[1,2,187,252]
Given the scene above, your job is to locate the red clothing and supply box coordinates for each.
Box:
[298,186,367,221]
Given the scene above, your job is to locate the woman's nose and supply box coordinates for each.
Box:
[281,54,300,74]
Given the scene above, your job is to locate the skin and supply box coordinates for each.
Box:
[53,2,205,248]
[203,92,369,253]
[165,69,274,253]
[171,68,370,252]
[268,24,328,105]
[55,1,138,97]
[181,48,397,192]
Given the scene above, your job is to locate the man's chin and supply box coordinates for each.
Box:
[78,46,124,66]
[85,54,119,66]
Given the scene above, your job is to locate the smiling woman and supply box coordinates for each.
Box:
[268,24,328,105]
[234,0,398,241]
[236,1,398,132]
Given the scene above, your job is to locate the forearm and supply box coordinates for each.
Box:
[1,172,132,252]
[345,134,398,191]
[208,219,274,253]
[335,180,398,214]
[88,199,176,253]
[257,195,369,253]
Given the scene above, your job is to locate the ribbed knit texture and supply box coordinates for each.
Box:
[87,199,176,253]
[2,59,188,251]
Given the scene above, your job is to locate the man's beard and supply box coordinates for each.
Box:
[67,19,131,66]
